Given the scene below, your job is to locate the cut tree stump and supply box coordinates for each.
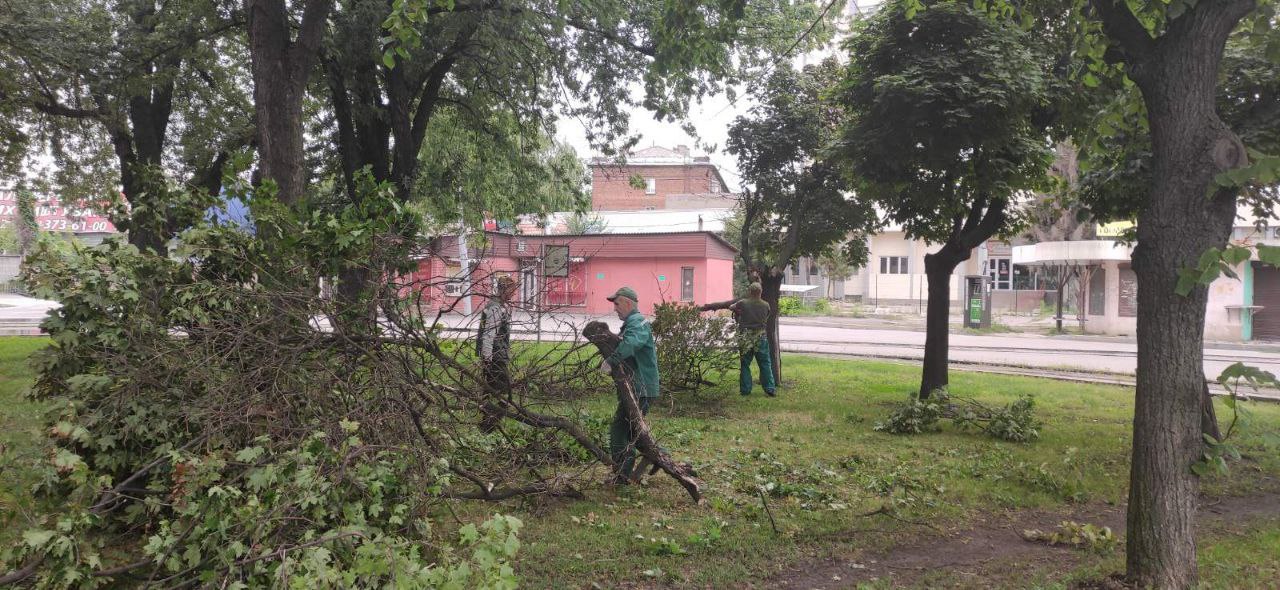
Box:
[582,321,702,503]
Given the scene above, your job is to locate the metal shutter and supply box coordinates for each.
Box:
[1252,262,1280,341]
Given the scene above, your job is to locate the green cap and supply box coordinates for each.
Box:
[606,286,638,303]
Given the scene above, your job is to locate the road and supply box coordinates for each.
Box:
[6,293,1279,397]
[775,322,1280,380]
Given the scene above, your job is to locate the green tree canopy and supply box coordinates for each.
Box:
[834,0,1055,244]
[0,0,252,250]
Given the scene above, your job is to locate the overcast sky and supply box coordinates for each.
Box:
[554,0,883,194]
[555,89,750,192]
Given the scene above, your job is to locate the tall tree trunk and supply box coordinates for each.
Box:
[920,243,967,399]
[760,270,784,386]
[1127,207,1231,588]
[1091,1,1254,585]
[245,0,332,207]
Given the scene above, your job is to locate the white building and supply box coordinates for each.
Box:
[1013,213,1280,341]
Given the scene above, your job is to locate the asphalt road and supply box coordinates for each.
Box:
[775,322,1280,381]
[7,292,1280,388]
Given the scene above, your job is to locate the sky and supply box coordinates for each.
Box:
[555,89,751,193]
[554,0,883,194]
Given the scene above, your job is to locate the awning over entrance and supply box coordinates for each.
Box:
[1012,240,1134,267]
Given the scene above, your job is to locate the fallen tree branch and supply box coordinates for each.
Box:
[582,321,703,503]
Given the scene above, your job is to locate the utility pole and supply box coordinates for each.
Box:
[457,206,472,315]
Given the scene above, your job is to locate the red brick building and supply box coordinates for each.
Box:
[589,145,734,211]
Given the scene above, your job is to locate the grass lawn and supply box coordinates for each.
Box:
[0,337,52,549]
[2,337,1278,588]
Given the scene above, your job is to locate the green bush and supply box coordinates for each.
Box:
[15,424,522,588]
[777,296,802,316]
[6,177,532,586]
[652,302,737,395]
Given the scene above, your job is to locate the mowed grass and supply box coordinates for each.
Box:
[0,337,52,549]
[1,337,1278,588]
[465,353,1280,588]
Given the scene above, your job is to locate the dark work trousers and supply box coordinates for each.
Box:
[480,360,510,433]
[609,396,652,476]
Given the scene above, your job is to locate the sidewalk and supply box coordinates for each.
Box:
[0,293,58,335]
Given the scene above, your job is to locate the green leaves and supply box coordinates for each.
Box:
[1213,150,1280,188]
[22,528,56,548]
[1175,245,1252,296]
[833,0,1053,245]
[1216,361,1280,395]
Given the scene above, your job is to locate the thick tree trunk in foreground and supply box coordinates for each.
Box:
[1090,1,1254,586]
[919,244,966,399]
[582,321,702,503]
[760,271,784,386]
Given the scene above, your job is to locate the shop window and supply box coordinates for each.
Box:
[1088,269,1107,316]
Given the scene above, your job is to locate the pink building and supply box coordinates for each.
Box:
[406,231,737,315]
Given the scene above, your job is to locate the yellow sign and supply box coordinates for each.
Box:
[1096,221,1135,237]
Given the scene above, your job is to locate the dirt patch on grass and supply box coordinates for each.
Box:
[768,489,1280,589]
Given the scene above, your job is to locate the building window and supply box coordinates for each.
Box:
[986,257,1012,290]
[1088,268,1106,316]
[681,267,694,301]
[808,258,819,276]
[791,263,801,278]
[710,178,721,193]
[1119,265,1137,317]
[879,256,908,274]
[543,245,569,277]
[644,178,656,194]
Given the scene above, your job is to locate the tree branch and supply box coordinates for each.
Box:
[1088,0,1155,63]
[288,0,334,82]
[407,28,478,168]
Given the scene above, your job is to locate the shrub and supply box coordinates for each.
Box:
[4,178,556,586]
[14,423,522,587]
[651,302,737,395]
[777,296,802,316]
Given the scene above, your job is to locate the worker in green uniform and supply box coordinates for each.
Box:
[728,283,776,396]
[599,286,660,484]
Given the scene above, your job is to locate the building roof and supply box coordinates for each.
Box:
[430,230,739,261]
[589,145,714,167]
[544,208,735,234]
[1012,240,1133,266]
